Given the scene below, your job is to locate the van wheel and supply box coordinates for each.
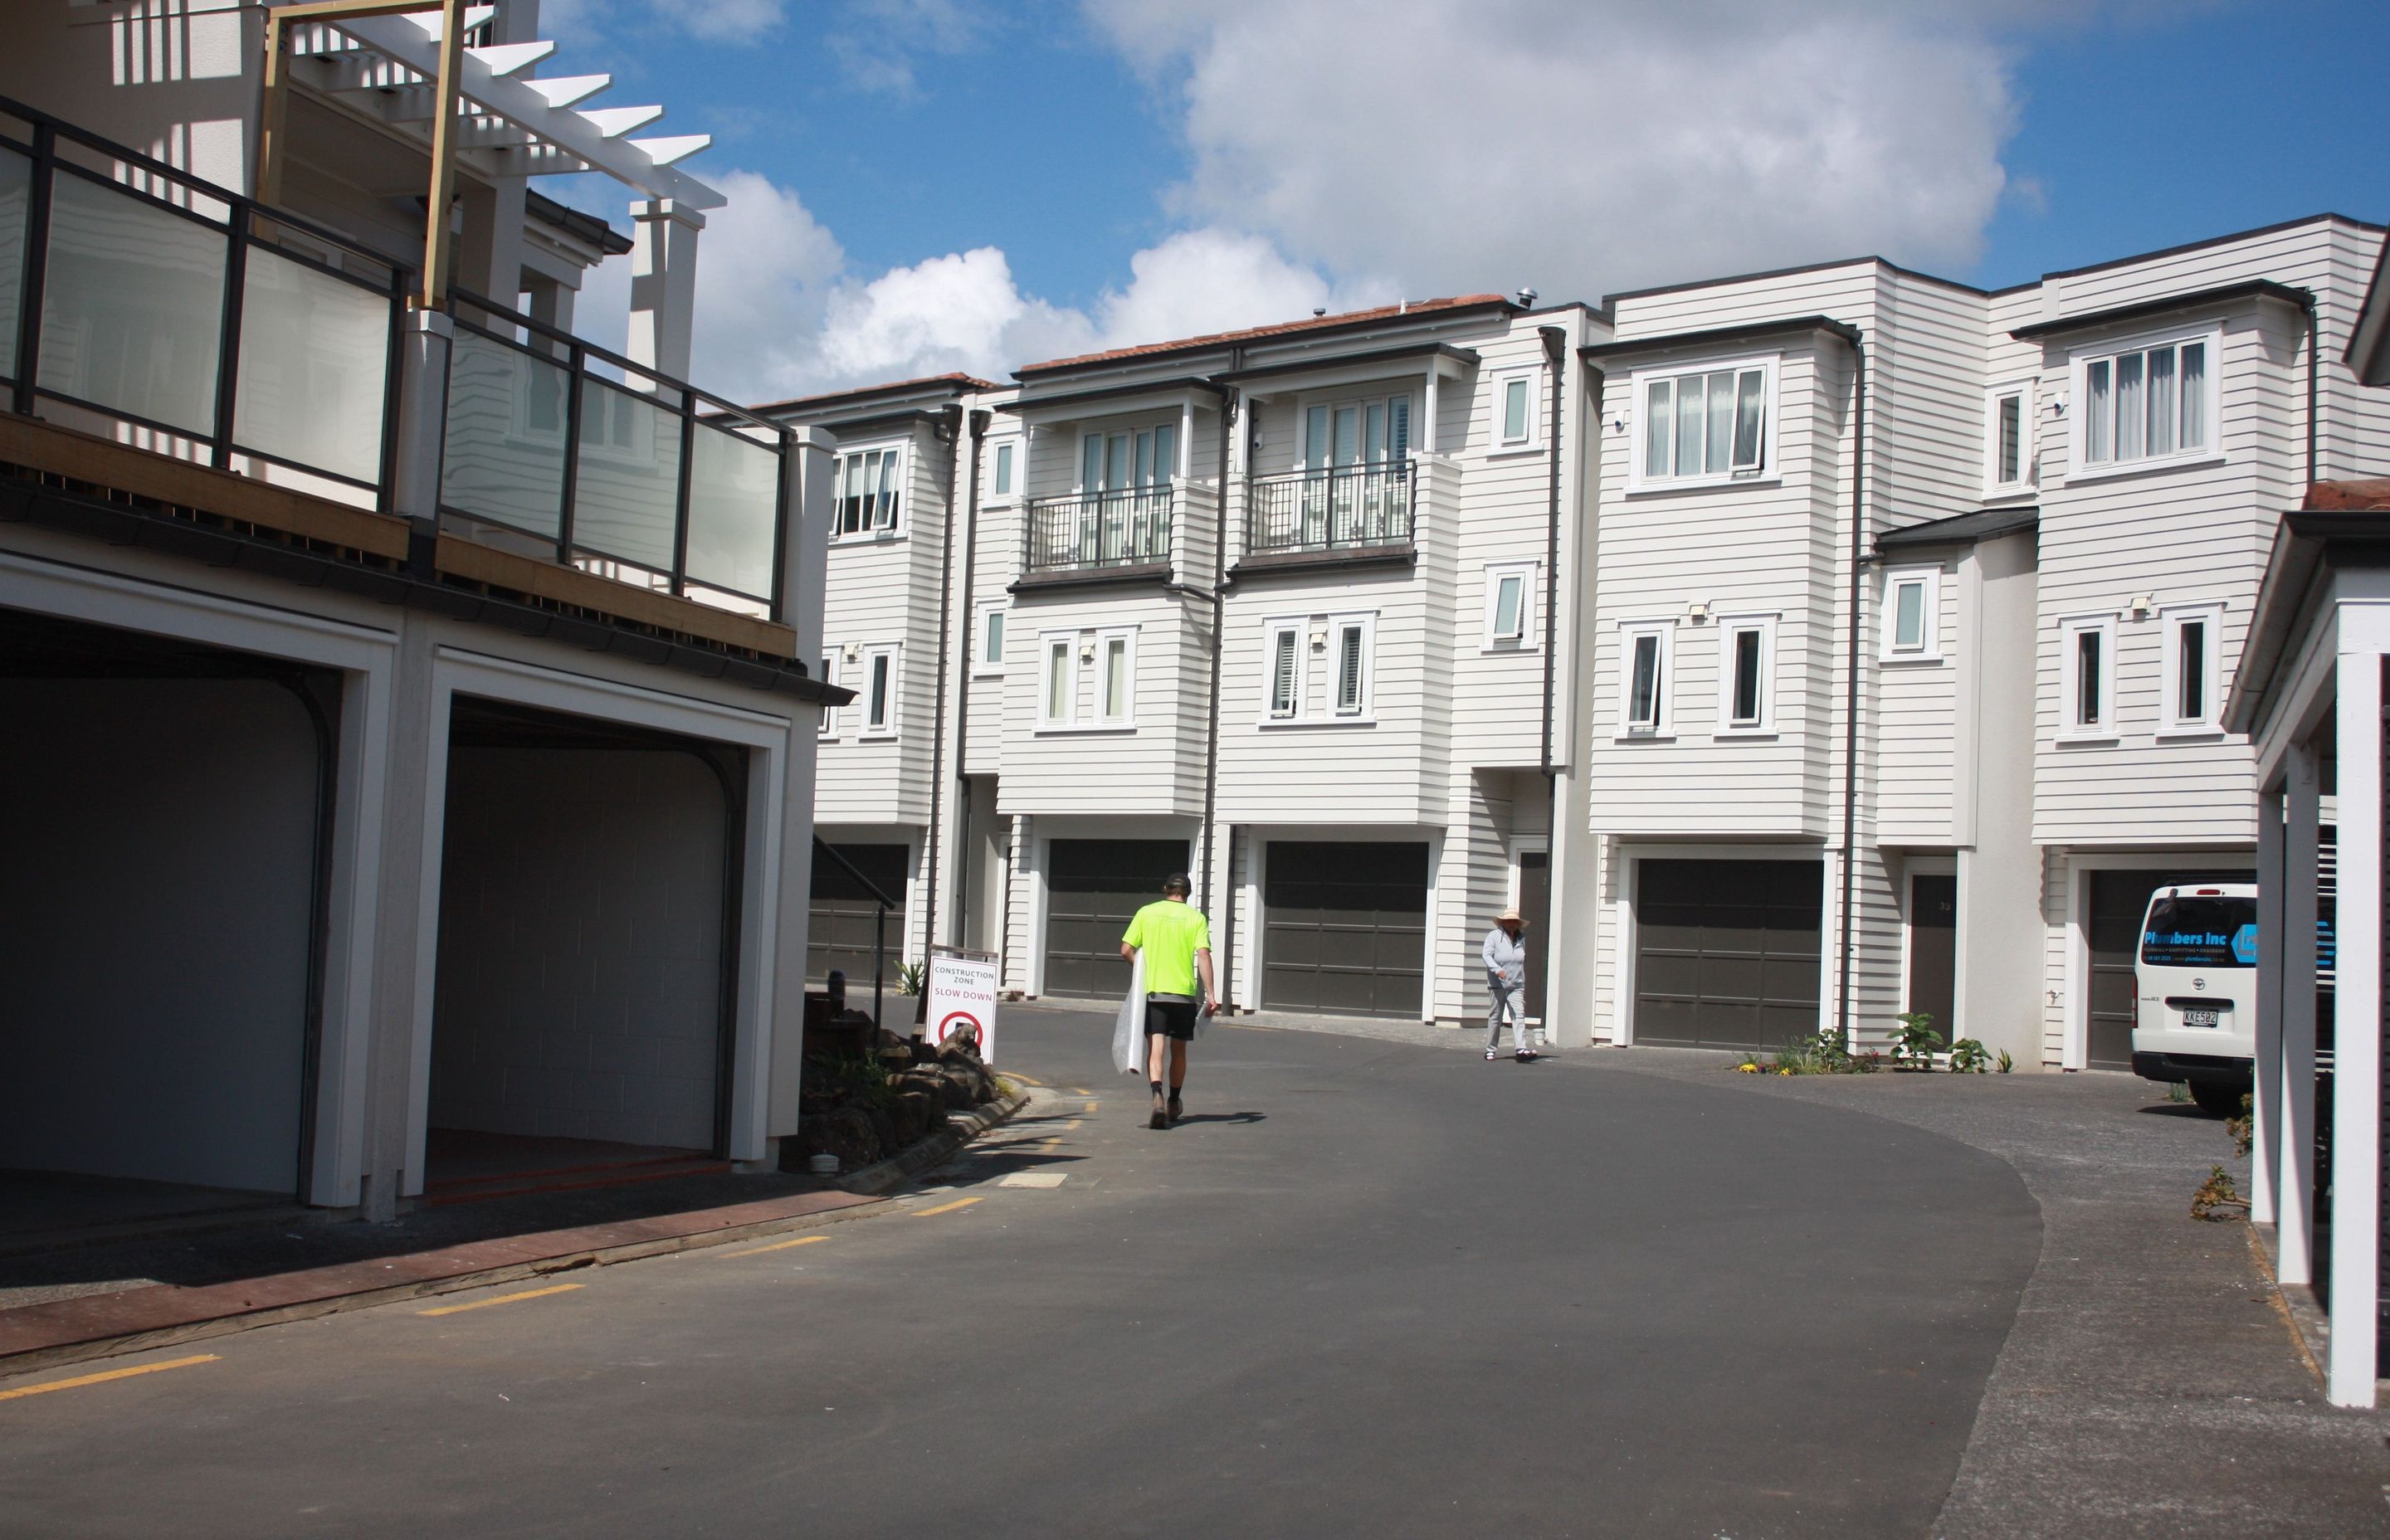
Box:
[2188,1080,2244,1118]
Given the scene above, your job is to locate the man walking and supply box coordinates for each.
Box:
[1120,872,1220,1128]
[1484,907,1532,1061]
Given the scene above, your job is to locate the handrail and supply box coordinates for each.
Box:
[1022,485,1177,573]
[1244,461,1415,555]
[446,285,788,436]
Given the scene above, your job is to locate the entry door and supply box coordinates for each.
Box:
[1519,850,1550,1021]
[1634,859,1823,1051]
[1261,841,1431,1016]
[1905,873,1957,1038]
[1045,838,1190,999]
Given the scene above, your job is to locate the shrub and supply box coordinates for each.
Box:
[1888,1012,1944,1070]
[1995,1049,2014,1074]
[1948,1037,1990,1074]
[896,959,928,997]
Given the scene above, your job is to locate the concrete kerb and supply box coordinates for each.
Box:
[0,1091,1033,1382]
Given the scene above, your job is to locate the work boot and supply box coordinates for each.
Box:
[1149,1086,1168,1130]
[1167,1091,1183,1125]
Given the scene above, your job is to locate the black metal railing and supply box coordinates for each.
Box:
[1245,462,1414,557]
[1022,485,1175,573]
[1,91,407,505]
[440,288,794,620]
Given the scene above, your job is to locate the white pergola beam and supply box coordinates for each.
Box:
[627,134,710,168]
[581,105,665,138]
[467,40,553,76]
[525,73,610,108]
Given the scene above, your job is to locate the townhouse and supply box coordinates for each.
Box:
[777,298,1615,1035]
[0,0,837,1226]
[1585,213,2387,1070]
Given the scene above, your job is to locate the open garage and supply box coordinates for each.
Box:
[1634,858,1824,1051]
[425,700,738,1180]
[0,608,330,1226]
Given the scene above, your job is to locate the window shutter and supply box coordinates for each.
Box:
[1338,626,1363,712]
[1271,630,1297,717]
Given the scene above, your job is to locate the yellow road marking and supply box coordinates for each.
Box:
[717,1235,830,1260]
[0,1354,219,1403]
[1008,1073,1046,1087]
[913,1196,983,1218]
[1069,1087,1092,1095]
[1084,1101,1099,1114]
[418,1283,583,1317]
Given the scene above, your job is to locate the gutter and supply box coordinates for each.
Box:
[2304,290,2319,487]
[916,404,965,1021]
[1199,363,1239,995]
[1538,327,1566,782]
[946,408,992,954]
[1834,328,1868,1050]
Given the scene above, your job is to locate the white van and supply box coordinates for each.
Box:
[2129,882,2259,1116]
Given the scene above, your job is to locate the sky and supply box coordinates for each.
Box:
[534,0,2390,405]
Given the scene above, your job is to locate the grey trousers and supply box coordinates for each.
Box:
[1486,982,1529,1053]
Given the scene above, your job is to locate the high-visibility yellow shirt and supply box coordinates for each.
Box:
[1123,900,1210,997]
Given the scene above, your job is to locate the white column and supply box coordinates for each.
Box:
[2252,785,2285,1226]
[1422,368,1441,457]
[627,197,705,383]
[2328,651,2382,1408]
[525,274,577,340]
[2281,743,2320,1287]
[455,174,528,318]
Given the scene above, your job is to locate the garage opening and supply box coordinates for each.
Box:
[809,841,910,987]
[426,699,739,1196]
[0,608,331,1233]
[1261,841,1430,1016]
[2085,866,2252,1071]
[1635,858,1823,1051]
[1045,838,1189,998]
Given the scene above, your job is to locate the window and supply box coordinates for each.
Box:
[1636,359,1770,485]
[1498,375,1534,447]
[860,645,899,737]
[817,655,836,738]
[2057,616,2116,738]
[1330,613,1375,718]
[833,446,904,537]
[1266,621,1303,720]
[973,603,1007,677]
[1620,622,1674,734]
[1482,562,1537,650]
[2161,604,2223,733]
[1985,383,2032,492]
[1097,626,1137,726]
[1881,568,1941,661]
[1716,615,1776,733]
[1080,423,1177,491]
[2075,331,2214,474]
[1039,633,1079,727]
[1302,394,1412,469]
[992,441,1016,499]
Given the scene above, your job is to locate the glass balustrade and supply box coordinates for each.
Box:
[233,244,390,486]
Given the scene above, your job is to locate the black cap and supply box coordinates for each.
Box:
[1162,872,1192,895]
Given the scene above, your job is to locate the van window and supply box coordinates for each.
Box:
[2139,895,2258,969]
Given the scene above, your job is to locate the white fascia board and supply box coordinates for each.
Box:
[333,14,726,209]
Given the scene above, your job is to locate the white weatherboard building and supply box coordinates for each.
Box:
[0,0,840,1222]
[788,213,2390,1081]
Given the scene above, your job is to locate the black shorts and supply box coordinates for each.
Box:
[1144,997,1200,1040]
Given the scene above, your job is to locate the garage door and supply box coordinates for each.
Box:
[1045,838,1190,998]
[1262,841,1430,1017]
[1635,859,1822,1051]
[809,842,910,987]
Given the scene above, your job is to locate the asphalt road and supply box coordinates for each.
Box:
[0,1006,2041,1539]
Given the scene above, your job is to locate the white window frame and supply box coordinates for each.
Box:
[2067,325,2222,480]
[1076,421,1181,492]
[989,438,1019,502]
[1617,620,1675,737]
[860,643,900,738]
[1492,370,1539,453]
[1329,611,1376,720]
[1263,617,1305,723]
[832,441,906,539]
[1298,392,1416,470]
[1880,566,1943,663]
[817,654,837,739]
[973,602,1008,678]
[1627,354,1776,490]
[1481,561,1538,651]
[1983,380,2034,495]
[1037,631,1081,729]
[2158,602,2224,736]
[1095,625,1138,728]
[2056,613,2118,741]
[1714,613,1778,735]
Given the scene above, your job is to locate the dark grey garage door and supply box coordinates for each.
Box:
[809,842,909,987]
[1262,841,1429,1017]
[1635,859,1822,1051]
[1046,838,1189,998]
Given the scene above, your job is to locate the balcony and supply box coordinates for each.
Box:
[0,94,796,649]
[1022,485,1178,580]
[1242,463,1414,566]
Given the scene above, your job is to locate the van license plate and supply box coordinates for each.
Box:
[2183,1008,2218,1028]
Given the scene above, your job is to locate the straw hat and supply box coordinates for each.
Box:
[1496,908,1526,925]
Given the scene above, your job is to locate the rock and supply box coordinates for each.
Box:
[929,1066,980,1110]
[892,1088,944,1143]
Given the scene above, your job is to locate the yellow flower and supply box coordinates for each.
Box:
[1777,1067,1792,1075]
[1736,1062,1760,1073]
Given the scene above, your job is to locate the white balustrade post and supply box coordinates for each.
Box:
[2252,785,2285,1226]
[2281,743,2320,1288]
[2327,651,2383,1407]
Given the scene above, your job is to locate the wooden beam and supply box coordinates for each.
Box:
[418,0,466,309]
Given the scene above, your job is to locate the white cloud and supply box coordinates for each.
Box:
[650,0,786,45]
[1084,0,2037,300]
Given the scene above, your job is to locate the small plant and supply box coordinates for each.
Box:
[1995,1049,2014,1074]
[1948,1037,1990,1075]
[2191,1165,2249,1221]
[1888,1012,1944,1070]
[896,959,928,997]
[1760,1030,1878,1075]
[2165,1080,2192,1104]
[2225,1092,2254,1158]
[1735,1055,1764,1074]
[992,1074,1021,1099]
[813,1053,896,1111]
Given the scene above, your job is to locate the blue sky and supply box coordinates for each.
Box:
[543,0,2389,400]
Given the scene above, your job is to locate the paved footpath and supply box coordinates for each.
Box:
[0,1006,2378,1538]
